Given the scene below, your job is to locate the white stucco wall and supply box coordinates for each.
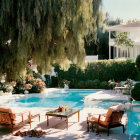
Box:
[129,31,140,43]
[109,30,140,59]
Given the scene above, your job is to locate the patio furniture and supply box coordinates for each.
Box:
[87,104,125,136]
[0,105,40,132]
[46,108,80,130]
[113,86,128,94]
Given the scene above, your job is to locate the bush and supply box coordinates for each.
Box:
[29,85,39,93]
[77,81,86,89]
[136,55,140,70]
[74,80,110,89]
[12,81,24,94]
[85,80,94,88]
[135,55,140,80]
[100,81,109,89]
[131,83,140,101]
[55,59,136,89]
[51,76,58,87]
[91,79,100,89]
[85,80,101,89]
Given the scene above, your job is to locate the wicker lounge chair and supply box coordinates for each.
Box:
[87,104,125,136]
[0,105,40,132]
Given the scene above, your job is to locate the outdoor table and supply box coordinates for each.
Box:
[46,108,80,130]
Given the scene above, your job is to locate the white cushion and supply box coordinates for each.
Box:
[110,104,124,111]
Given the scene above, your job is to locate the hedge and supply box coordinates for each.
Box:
[131,83,140,101]
[54,59,137,88]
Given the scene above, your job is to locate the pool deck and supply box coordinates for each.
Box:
[0,89,131,140]
[84,90,129,101]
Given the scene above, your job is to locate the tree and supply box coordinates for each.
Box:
[0,0,102,81]
[85,12,122,59]
[115,32,134,47]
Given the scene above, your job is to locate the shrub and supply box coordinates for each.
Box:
[131,83,140,101]
[108,80,117,89]
[77,81,86,89]
[51,76,58,87]
[135,55,140,80]
[92,79,100,89]
[44,75,51,87]
[85,80,94,88]
[136,55,140,71]
[13,81,24,94]
[100,81,109,89]
[55,59,136,89]
[29,85,39,93]
[85,80,101,89]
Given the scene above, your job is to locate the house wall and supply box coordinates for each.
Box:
[129,31,140,43]
[109,30,140,60]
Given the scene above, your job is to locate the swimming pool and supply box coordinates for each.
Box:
[6,89,126,109]
[7,89,99,109]
[4,89,140,138]
[125,103,140,140]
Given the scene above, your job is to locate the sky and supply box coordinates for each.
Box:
[103,0,140,22]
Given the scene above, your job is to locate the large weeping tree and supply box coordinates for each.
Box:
[0,0,102,81]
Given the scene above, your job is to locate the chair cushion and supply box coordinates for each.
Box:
[91,104,124,127]
[0,105,13,114]
[117,104,125,111]
[110,104,125,111]
[0,106,30,125]
[0,112,12,124]
[92,115,108,126]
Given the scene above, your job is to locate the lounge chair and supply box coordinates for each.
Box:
[87,104,125,136]
[0,105,40,132]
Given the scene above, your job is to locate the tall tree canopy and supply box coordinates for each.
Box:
[0,0,102,81]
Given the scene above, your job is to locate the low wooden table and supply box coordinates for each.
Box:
[46,108,80,130]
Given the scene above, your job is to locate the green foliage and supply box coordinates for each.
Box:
[0,0,102,81]
[0,82,14,93]
[12,81,24,94]
[29,86,40,93]
[71,80,109,89]
[51,76,58,87]
[100,81,110,89]
[85,79,100,89]
[104,13,122,26]
[85,13,122,59]
[115,32,134,47]
[77,81,86,89]
[136,55,140,71]
[55,59,136,89]
[108,80,117,89]
[131,83,140,101]
[135,55,140,80]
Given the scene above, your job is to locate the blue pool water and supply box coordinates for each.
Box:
[8,90,100,109]
[125,104,140,140]
[7,89,126,110]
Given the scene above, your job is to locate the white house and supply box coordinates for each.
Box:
[108,22,140,60]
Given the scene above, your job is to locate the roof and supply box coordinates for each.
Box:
[107,22,140,31]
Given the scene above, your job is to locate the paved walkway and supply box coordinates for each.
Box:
[0,107,130,140]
